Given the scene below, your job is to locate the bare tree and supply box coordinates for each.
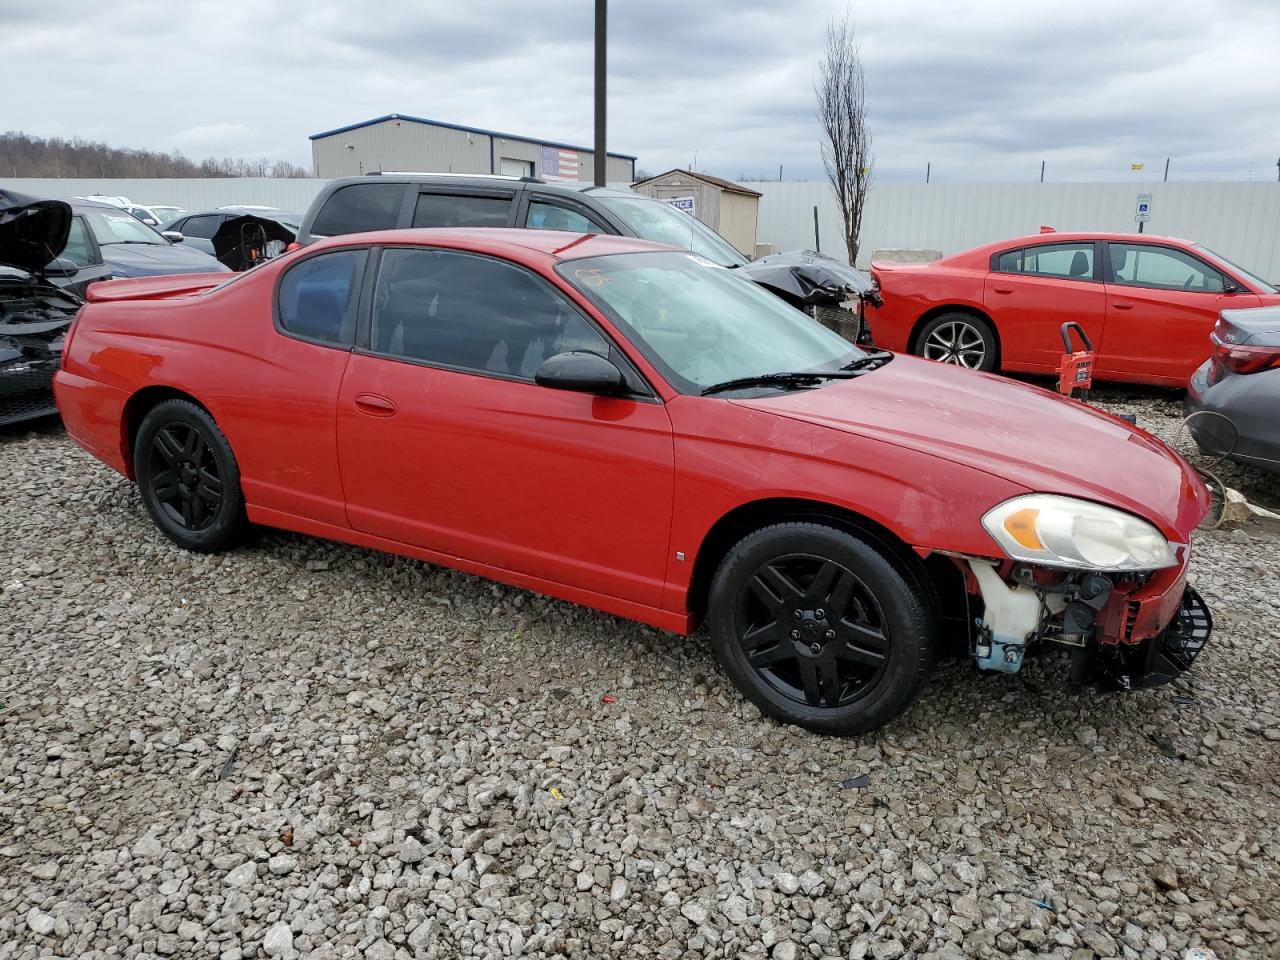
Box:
[815,12,873,264]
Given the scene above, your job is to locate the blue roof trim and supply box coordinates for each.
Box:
[309,113,637,161]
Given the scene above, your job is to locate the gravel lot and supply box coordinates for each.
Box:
[1,385,1277,960]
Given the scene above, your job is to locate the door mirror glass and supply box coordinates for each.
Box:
[162,231,184,243]
[534,351,626,395]
[42,256,79,277]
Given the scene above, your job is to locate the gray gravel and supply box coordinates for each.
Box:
[1,385,1277,960]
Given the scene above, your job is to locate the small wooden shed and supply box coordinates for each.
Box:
[630,170,761,257]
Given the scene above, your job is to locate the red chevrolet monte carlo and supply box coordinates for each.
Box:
[56,229,1214,735]
[867,231,1280,386]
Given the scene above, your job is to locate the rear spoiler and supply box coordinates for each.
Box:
[85,272,230,303]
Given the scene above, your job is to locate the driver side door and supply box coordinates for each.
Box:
[335,246,676,607]
[1099,242,1261,384]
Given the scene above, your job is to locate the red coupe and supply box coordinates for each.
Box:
[56,229,1212,734]
[867,231,1280,386]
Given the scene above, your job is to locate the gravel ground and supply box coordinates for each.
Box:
[1,385,1277,960]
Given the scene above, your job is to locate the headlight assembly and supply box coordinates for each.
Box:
[982,494,1177,572]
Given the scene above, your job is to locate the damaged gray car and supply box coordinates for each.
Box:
[0,191,92,426]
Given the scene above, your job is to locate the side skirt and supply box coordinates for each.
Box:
[246,505,695,636]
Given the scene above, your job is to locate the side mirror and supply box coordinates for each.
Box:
[162,231,184,243]
[534,351,626,395]
[1221,278,1242,294]
[42,257,79,277]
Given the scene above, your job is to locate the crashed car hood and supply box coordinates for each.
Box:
[102,242,230,278]
[736,249,880,306]
[735,354,1210,541]
[0,190,71,273]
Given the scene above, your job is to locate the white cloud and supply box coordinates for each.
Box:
[3,0,1279,180]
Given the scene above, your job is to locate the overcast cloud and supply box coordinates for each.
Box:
[4,0,1279,180]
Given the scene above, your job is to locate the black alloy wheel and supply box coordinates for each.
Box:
[708,523,936,735]
[149,422,222,531]
[134,399,246,552]
[738,554,889,709]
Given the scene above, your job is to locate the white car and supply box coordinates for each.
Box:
[73,196,181,228]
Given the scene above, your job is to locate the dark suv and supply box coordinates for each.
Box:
[296,175,751,267]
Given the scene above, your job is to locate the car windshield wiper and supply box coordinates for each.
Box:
[701,370,862,396]
[841,349,893,371]
[101,240,163,246]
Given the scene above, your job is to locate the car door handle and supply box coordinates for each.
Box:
[991,286,1014,294]
[354,393,398,417]
[1112,302,1134,310]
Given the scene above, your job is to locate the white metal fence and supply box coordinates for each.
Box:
[7,176,1280,282]
[3,178,331,214]
[745,181,1280,280]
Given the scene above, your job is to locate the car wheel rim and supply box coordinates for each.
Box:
[922,320,986,368]
[735,553,890,710]
[148,423,222,532]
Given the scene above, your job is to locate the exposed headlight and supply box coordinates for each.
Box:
[982,494,1176,572]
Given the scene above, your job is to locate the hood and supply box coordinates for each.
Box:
[736,355,1209,540]
[211,214,297,271]
[738,249,880,306]
[0,190,71,273]
[101,242,230,278]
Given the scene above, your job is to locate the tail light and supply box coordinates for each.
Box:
[1211,332,1280,375]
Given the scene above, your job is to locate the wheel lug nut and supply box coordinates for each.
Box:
[793,610,803,621]
[815,609,825,619]
[809,643,822,654]
[790,630,800,640]
[825,629,836,640]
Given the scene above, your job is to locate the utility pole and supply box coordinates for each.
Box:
[1040,160,1045,183]
[593,0,607,187]
[925,162,930,184]
[1163,157,1170,182]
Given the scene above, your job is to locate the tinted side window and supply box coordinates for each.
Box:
[996,242,1094,279]
[526,199,605,234]
[277,249,367,345]
[62,217,97,267]
[311,183,405,237]
[180,215,224,239]
[1109,243,1225,292]
[411,193,511,228]
[371,248,608,378]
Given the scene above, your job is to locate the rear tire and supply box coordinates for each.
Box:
[707,522,936,736]
[133,399,246,553]
[914,312,998,372]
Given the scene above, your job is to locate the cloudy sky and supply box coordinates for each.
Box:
[6,0,1280,181]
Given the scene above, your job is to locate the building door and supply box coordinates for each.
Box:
[499,158,533,178]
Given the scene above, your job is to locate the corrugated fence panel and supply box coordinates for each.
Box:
[5,177,1279,280]
[2,178,331,213]
[747,181,1280,280]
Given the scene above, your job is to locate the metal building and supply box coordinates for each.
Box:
[310,114,636,182]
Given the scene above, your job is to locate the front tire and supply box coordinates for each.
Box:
[133,399,246,552]
[914,312,998,372]
[708,523,936,736]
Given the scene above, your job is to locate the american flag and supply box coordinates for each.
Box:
[541,145,579,181]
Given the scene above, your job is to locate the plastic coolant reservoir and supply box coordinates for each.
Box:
[967,560,1043,673]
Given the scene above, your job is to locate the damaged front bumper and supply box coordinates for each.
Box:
[1078,586,1212,691]
[961,551,1212,691]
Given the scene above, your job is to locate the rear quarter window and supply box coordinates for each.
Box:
[310,183,405,237]
[276,249,367,345]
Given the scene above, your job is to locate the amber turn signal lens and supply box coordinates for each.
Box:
[1003,508,1044,550]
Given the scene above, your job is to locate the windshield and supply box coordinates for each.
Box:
[599,196,749,267]
[559,250,863,394]
[1193,244,1276,293]
[82,208,168,245]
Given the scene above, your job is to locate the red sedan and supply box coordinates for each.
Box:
[867,231,1280,386]
[56,229,1213,734]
